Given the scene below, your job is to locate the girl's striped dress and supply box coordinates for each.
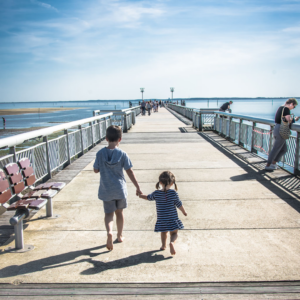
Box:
[147,189,184,232]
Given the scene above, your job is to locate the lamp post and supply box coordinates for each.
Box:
[140,88,145,100]
[170,87,174,99]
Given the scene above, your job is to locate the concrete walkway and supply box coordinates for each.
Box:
[1,107,300,297]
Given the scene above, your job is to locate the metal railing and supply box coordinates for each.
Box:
[95,106,141,132]
[111,106,140,132]
[214,112,300,174]
[167,104,300,175]
[168,103,217,130]
[0,106,140,184]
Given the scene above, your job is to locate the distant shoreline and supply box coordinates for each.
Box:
[0,97,299,105]
[0,107,84,116]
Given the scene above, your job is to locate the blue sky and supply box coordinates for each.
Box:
[0,0,300,101]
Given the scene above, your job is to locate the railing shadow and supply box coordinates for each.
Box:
[199,132,300,213]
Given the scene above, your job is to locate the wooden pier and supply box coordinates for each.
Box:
[1,107,300,299]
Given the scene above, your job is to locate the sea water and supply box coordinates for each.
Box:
[184,98,300,121]
[1,98,300,131]
[0,100,140,130]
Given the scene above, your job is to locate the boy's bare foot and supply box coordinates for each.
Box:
[117,235,125,243]
[160,246,166,250]
[170,242,176,255]
[106,233,113,251]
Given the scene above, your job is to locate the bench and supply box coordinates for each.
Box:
[0,158,65,252]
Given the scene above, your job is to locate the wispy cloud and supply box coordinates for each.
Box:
[282,25,300,33]
[109,2,164,27]
[30,0,59,12]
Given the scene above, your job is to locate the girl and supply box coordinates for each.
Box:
[139,171,187,255]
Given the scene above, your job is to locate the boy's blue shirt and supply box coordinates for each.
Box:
[94,147,133,201]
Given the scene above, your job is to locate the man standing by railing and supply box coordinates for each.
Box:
[219,101,233,113]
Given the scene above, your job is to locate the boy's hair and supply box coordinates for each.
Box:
[106,125,122,142]
[286,98,298,106]
[156,171,178,191]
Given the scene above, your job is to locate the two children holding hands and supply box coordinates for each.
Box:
[93,125,187,255]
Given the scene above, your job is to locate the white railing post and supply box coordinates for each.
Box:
[56,138,59,170]
[228,117,232,140]
[97,120,101,142]
[43,136,52,179]
[251,122,256,152]
[199,113,203,131]
[132,111,136,125]
[64,129,71,165]
[79,125,84,156]
[238,119,242,146]
[9,146,17,162]
[294,131,300,175]
[218,116,222,135]
[123,113,128,133]
[226,118,230,138]
[90,122,95,147]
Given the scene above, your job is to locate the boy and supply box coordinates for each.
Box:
[93,125,142,250]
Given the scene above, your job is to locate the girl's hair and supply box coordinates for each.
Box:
[156,171,178,191]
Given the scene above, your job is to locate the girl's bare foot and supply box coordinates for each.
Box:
[117,235,125,243]
[170,242,176,255]
[160,246,166,250]
[106,233,113,251]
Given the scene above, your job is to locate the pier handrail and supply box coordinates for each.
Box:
[214,111,300,131]
[0,113,113,149]
[120,106,140,113]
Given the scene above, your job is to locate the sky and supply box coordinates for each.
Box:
[0,0,300,102]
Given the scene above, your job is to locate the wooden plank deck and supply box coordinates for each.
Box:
[1,107,300,298]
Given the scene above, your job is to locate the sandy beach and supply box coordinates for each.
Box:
[0,127,44,138]
[0,107,83,116]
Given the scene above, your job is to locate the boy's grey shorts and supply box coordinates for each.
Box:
[103,199,127,214]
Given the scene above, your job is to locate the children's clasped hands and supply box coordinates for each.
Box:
[136,187,142,196]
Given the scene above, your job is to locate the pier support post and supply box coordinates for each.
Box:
[5,209,34,252]
[46,198,53,217]
[14,219,24,249]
